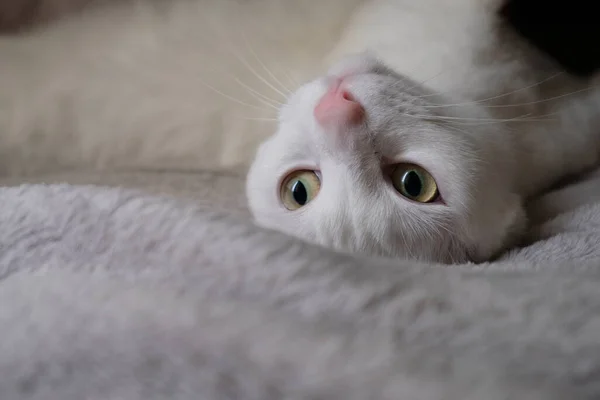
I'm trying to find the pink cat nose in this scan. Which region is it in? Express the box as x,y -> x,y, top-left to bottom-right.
314,83 -> 365,127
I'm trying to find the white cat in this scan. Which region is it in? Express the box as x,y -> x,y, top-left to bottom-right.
246,0 -> 600,263
0,0 -> 598,263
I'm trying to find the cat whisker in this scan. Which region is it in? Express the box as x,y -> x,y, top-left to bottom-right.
235,52 -> 290,100
445,118 -> 551,126
404,112 -> 557,125
419,71 -> 566,105
242,36 -> 295,96
234,78 -> 282,110
123,57 -> 272,113
470,85 -> 595,109
236,117 -> 279,122
204,16 -> 289,101
188,58 -> 284,109
426,81 -> 596,111
196,79 -> 270,112
221,25 -> 290,100
243,92 -> 280,111
468,71 -> 566,104
404,69 -> 449,94
278,67 -> 302,92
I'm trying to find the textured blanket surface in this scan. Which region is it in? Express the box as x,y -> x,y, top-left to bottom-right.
0,169 -> 600,399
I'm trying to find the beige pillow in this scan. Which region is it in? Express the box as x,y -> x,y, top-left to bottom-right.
0,0 -> 363,176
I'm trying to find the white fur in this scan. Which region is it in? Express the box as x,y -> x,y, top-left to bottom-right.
1,0 -> 599,263
246,0 -> 600,263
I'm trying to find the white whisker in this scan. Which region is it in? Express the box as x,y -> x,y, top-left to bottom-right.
402,111 -> 557,125
235,52 -> 290,100
203,16 -> 289,101
216,23 -> 290,100
405,69 -> 448,93
466,85 -> 593,109
422,71 -> 566,106
236,116 -> 278,122
234,78 -> 282,110
197,79 -> 268,111
278,67 -> 302,91
242,36 -> 294,96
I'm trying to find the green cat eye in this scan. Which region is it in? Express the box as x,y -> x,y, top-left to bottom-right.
280,170 -> 321,210
391,163 -> 439,203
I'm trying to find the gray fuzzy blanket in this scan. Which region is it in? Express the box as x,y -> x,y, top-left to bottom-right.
0,169 -> 599,400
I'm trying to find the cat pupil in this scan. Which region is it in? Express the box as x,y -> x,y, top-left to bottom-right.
402,171 -> 422,197
292,180 -> 308,205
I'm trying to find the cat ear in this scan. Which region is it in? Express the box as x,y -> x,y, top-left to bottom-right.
465,192 -> 527,262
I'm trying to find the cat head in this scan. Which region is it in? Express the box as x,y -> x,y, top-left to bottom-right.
246,53 -> 526,263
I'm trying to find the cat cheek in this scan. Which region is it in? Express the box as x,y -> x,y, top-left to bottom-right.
464,193 -> 527,263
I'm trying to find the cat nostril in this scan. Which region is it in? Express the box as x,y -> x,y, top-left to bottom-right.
341,90 -> 355,102
314,86 -> 365,127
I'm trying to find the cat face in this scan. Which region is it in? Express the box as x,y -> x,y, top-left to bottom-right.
246,53 -> 526,263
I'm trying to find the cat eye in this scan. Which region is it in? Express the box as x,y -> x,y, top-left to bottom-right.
391,163 -> 439,203
280,170 -> 321,210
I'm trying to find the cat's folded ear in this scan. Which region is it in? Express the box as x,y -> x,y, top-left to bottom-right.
465,192 -> 527,263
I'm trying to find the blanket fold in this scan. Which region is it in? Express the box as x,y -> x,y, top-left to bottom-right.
0,182 -> 599,399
